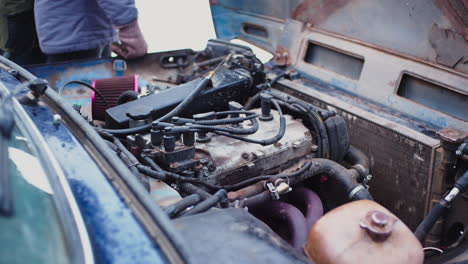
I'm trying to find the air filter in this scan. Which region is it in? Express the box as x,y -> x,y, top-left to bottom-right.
92,75 -> 138,120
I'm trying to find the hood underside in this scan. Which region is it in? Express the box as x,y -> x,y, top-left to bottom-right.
210,0 -> 468,75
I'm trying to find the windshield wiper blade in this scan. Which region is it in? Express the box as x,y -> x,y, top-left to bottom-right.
0,96 -> 14,216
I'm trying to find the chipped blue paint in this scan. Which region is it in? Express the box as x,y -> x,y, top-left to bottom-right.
26,59 -> 114,92
0,68 -> 168,264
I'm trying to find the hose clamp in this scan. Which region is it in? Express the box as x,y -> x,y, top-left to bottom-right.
348,185 -> 366,200
266,183 -> 280,200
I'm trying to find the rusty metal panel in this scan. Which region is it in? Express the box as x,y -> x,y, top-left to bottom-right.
211,0 -> 468,74
292,30 -> 468,132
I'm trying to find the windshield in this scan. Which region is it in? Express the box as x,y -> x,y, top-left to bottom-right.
0,114 -> 72,263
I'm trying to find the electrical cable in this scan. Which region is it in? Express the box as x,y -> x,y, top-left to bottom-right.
61,80 -> 110,109
211,99 -> 285,146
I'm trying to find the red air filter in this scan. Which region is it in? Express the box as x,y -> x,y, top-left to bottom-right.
92,75 -> 139,120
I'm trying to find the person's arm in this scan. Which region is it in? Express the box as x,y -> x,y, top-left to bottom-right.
94,0 -> 147,59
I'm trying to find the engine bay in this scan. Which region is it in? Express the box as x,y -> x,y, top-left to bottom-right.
15,39 -> 468,263
83,40 -> 382,253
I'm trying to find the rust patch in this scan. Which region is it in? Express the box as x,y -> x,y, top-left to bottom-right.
291,0 -> 349,26
429,24 -> 468,68
435,0 -> 468,40
273,46 -> 291,66
437,127 -> 468,143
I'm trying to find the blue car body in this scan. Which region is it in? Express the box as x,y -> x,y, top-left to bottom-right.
0,63 -> 169,264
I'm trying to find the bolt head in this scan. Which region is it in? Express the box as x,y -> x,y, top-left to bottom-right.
360,210 -> 397,241
371,211 -> 388,227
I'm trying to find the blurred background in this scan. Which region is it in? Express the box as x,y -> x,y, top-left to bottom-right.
136,0 -> 272,62
136,0 -> 216,52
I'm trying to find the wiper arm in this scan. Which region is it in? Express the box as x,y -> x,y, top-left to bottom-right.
0,94 -> 15,216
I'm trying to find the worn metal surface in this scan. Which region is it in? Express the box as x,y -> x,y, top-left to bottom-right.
437,127 -> 468,144
211,3 -> 468,131
195,109 -> 315,185
212,0 -> 468,74
292,28 -> 468,132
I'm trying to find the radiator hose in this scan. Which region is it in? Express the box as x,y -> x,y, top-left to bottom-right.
415,170 -> 468,243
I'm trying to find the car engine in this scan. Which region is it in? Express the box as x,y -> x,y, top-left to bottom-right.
57,39 -> 466,263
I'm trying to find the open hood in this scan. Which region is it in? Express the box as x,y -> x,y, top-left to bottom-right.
210,0 -> 468,74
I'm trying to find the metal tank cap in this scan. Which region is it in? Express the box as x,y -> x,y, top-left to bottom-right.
359,210 -> 397,241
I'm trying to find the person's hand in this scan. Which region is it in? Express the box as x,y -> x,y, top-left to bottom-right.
111,19 -> 148,60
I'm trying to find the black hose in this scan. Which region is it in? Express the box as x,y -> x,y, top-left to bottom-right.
245,90 -> 330,158
188,118 -> 259,135
213,99 -> 286,146
244,94 -> 260,110
455,170 -> 468,192
290,102 -> 329,159
141,154 -> 164,173
179,182 -> 212,200
344,145 -> 370,169
61,80 -> 110,109
268,89 -> 330,158
270,72 -> 286,86
179,189 -> 227,217
191,113 -> 258,126
344,145 -> 370,181
414,201 -> 448,243
275,100 -> 325,158
136,165 -> 167,181
98,130 -> 140,165
102,134 -> 150,191
163,194 -> 201,218
415,170 -> 468,243
291,159 -> 373,201
240,190 -> 272,208
99,71 -> 215,136
220,162 -> 313,191
233,160 -> 373,208
117,90 -> 139,105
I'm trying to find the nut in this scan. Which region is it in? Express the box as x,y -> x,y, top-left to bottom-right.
360,210 -> 397,241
